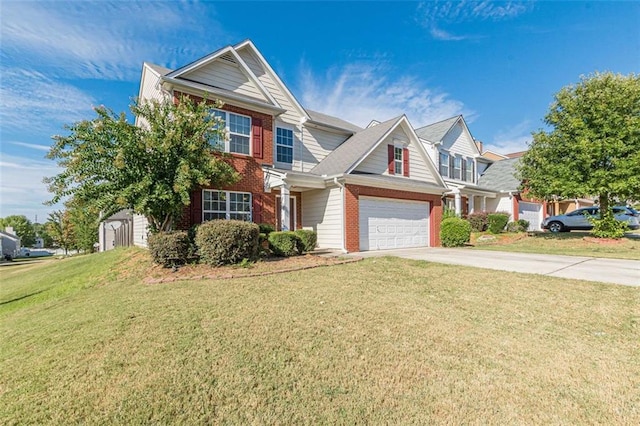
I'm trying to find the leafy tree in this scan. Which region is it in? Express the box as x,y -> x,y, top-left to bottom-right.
46,211 -> 75,254
45,96 -> 239,232
519,72 -> 640,235
0,215 -> 36,246
66,199 -> 100,252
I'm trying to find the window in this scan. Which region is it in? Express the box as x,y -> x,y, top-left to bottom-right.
453,157 -> 462,180
466,158 -> 475,183
276,127 -> 294,164
208,110 -> 251,155
439,152 -> 449,177
394,147 -> 403,175
203,190 -> 252,222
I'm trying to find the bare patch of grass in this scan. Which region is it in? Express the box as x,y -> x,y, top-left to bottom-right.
1,249 -> 638,424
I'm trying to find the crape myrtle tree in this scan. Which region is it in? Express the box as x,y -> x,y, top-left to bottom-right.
518,72 -> 640,237
45,95 -> 238,233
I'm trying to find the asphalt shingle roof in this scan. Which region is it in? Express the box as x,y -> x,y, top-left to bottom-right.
477,157 -> 521,192
306,109 -> 362,133
309,116 -> 402,176
415,115 -> 460,142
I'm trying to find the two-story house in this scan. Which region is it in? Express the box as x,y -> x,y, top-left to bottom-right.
133,40 -> 448,252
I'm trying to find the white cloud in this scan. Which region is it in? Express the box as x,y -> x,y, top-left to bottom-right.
0,154 -> 63,222
1,1 -> 231,81
417,1 -> 534,40
9,142 -> 52,152
484,120 -> 534,155
299,61 -> 470,128
0,69 -> 96,132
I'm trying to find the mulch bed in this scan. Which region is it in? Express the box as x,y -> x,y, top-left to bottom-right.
144,254 -> 361,284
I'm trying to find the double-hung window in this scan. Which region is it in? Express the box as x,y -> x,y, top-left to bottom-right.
439,152 -> 449,177
394,147 -> 403,176
203,190 -> 252,222
453,156 -> 462,180
209,110 -> 251,155
465,158 -> 474,183
276,127 -> 294,164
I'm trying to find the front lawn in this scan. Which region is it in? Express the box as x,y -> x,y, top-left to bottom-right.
471,231 -> 640,260
1,248 -> 638,424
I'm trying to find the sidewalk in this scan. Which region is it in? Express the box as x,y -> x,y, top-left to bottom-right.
347,247 -> 640,286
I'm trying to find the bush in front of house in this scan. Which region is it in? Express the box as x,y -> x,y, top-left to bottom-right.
148,231 -> 191,268
195,220 -> 260,266
488,212 -> 510,234
440,217 -> 472,247
268,231 -> 301,257
294,230 -> 317,252
467,212 -> 489,232
506,219 -> 531,233
258,223 -> 275,235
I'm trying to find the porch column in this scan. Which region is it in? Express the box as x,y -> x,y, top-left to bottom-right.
468,196 -> 475,214
481,196 -> 486,212
281,184 -> 291,231
453,188 -> 462,216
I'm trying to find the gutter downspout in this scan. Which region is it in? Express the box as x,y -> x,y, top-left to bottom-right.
333,177 -> 348,253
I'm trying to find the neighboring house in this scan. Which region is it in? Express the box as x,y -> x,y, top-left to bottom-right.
98,210 -> 134,252
1,227 -> 21,260
133,40 -> 448,251
416,116 -> 498,216
476,157 -> 546,231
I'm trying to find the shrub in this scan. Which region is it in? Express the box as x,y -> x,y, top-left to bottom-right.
442,206 -> 458,220
590,216 -> 628,239
294,230 -> 317,252
268,231 -> 301,257
440,217 -> 471,247
148,231 -> 191,268
488,213 -> 510,234
467,212 -> 489,232
506,219 -> 530,233
258,223 -> 275,235
195,220 -> 260,266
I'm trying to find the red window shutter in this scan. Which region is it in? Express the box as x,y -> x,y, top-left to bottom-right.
387,144 -> 395,175
252,118 -> 263,159
403,147 -> 410,177
191,189 -> 203,225
252,193 -> 263,223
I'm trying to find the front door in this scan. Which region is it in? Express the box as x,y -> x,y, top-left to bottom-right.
276,196 -> 296,231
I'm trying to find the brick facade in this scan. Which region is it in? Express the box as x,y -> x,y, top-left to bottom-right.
343,184 -> 443,252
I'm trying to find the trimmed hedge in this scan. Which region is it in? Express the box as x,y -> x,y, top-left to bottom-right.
294,230 -> 317,252
258,223 -> 275,235
268,231 -> 301,257
506,219 -> 530,233
467,212 -> 489,232
440,217 -> 471,247
488,213 -> 510,234
148,231 -> 191,268
195,220 -> 260,266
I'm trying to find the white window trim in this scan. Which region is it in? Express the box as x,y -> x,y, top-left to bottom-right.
275,125 -> 294,165
202,189 -> 252,222
465,158 -> 475,183
394,146 -> 404,176
439,151 -> 449,178
453,156 -> 462,180
275,195 -> 297,231
211,109 -> 252,156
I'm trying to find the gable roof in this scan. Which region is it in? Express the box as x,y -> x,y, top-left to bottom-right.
309,116 -> 402,176
306,109 -> 362,133
477,157 -> 521,192
145,62 -> 172,77
415,116 -> 461,142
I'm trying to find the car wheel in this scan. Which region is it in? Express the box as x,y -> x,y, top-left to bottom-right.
548,221 -> 564,233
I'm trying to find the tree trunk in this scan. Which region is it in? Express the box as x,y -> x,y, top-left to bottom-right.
599,193 -> 611,221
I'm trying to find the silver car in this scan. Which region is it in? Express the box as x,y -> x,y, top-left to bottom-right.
542,206 -> 640,233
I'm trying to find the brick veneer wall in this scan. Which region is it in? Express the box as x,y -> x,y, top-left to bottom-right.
344,184 -> 443,252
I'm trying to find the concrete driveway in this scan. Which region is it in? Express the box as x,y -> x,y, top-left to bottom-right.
348,248 -> 640,286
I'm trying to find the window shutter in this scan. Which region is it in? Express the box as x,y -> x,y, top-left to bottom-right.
252,118 -> 263,159
388,144 -> 395,175
252,193 -> 263,223
449,155 -> 454,178
403,147 -> 410,177
191,189 -> 203,225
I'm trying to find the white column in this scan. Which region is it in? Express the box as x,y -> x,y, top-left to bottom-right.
453,188 -> 462,216
469,196 -> 475,214
281,184 -> 291,231
481,196 -> 486,212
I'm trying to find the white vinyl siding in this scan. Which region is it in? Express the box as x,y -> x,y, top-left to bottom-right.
133,214 -> 149,248
302,188 -> 343,249
186,60 -> 268,102
298,126 -> 349,170
486,195 -> 515,221
442,122 -> 477,158
203,190 -> 252,222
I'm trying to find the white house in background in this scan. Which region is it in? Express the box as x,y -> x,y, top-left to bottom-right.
1,227 -> 21,260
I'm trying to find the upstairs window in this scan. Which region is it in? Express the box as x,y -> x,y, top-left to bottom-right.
394,147 -> 403,176
208,110 -> 251,155
276,127 -> 294,164
453,156 -> 462,180
439,152 -> 449,177
465,158 -> 475,183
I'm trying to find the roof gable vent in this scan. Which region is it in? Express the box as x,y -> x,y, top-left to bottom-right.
219,52 -> 237,64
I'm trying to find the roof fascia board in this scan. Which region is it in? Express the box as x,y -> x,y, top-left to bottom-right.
235,40 -> 310,120
344,175 -> 447,195
166,45 -> 233,78
304,120 -> 356,135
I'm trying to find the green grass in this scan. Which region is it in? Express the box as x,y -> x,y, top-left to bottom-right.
1,248 -> 639,424
471,231 -> 640,260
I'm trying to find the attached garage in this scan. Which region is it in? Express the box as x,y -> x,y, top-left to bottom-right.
359,197 -> 430,251
518,201 -> 542,231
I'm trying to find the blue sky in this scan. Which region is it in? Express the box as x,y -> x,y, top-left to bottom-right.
1,1 -> 638,222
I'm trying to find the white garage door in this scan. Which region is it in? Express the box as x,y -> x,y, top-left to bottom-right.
359,197 -> 429,251
518,201 -> 542,231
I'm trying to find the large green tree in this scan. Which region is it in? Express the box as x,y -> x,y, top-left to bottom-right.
519,72 -> 640,231
45,211 -> 75,254
0,215 -> 36,246
45,96 -> 238,232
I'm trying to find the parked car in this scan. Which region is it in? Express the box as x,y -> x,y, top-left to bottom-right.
542,206 -> 640,233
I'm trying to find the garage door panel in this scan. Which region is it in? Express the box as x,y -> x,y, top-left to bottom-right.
359,197 -> 430,251
518,201 -> 542,231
